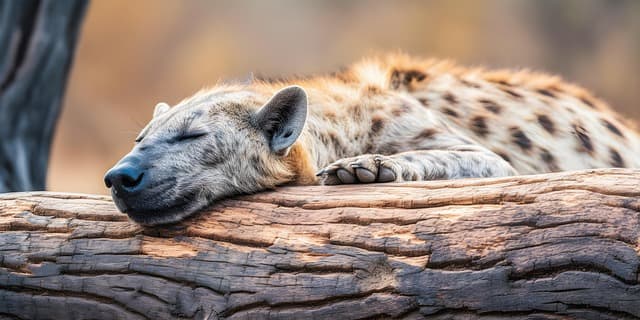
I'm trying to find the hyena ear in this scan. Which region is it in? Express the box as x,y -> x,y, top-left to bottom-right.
254,86 -> 308,155
153,102 -> 170,118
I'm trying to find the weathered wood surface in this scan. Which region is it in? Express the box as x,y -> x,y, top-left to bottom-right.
0,0 -> 88,192
1,168 -> 640,319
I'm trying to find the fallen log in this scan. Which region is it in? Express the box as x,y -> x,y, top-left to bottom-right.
1,168 -> 640,319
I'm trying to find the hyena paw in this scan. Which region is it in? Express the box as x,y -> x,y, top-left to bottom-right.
316,154 -> 407,185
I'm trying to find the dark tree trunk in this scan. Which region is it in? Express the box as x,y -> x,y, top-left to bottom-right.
0,0 -> 88,193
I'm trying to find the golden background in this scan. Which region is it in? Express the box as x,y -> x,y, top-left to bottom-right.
48,0 -> 640,194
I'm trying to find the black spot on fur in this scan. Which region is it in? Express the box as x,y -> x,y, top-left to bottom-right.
510,127 -> 532,150
602,119 -> 624,137
443,92 -> 459,105
610,148 -> 625,167
479,99 -> 501,114
442,107 -> 459,118
390,71 -> 402,89
390,69 -> 427,89
470,116 -> 489,137
418,98 -> 429,107
580,97 -> 596,109
371,117 -> 385,134
405,70 -> 427,82
537,114 -> 555,134
503,88 -> 523,99
414,128 -> 438,141
540,149 -> 559,171
460,78 -> 481,88
572,123 -> 594,153
496,152 -> 510,163
488,78 -> 512,87
536,89 -> 556,98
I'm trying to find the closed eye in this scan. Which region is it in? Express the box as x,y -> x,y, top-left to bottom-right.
174,132 -> 207,142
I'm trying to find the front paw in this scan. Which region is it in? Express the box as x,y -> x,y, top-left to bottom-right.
316,154 -> 404,185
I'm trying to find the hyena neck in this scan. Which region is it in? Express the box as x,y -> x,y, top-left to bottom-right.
283,141 -> 318,185
277,95 -> 379,185
260,85 -> 382,186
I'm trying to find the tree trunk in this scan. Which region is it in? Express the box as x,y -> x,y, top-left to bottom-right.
0,0 -> 88,193
1,168 -> 640,319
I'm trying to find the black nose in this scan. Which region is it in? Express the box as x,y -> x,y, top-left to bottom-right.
104,163 -> 145,194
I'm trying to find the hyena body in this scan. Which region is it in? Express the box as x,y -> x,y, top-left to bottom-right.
256,55 -> 640,184
105,54 -> 640,225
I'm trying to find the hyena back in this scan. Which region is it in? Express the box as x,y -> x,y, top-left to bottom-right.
104,54 -> 640,225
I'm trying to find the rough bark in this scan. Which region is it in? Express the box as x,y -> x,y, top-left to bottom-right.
1,168 -> 640,319
0,0 -> 88,193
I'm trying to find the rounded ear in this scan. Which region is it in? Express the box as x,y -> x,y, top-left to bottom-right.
253,86 -> 308,155
153,102 -> 170,118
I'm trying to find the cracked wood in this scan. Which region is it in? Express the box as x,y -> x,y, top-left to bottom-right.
1,168 -> 640,319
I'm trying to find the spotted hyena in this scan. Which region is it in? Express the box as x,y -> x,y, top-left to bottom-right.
104,54 -> 640,225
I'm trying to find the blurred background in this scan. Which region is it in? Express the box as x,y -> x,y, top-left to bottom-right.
48,0 -> 640,194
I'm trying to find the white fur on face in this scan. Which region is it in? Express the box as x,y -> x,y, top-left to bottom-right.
117,88 -> 297,225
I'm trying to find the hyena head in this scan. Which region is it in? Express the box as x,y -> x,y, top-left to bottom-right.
104,86 -> 308,225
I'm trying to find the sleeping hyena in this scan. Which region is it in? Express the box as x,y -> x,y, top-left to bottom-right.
105,54 -> 640,225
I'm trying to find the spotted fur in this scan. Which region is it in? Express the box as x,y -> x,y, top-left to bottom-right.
107,54 -> 640,225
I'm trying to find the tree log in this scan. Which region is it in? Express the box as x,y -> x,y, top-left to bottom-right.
1,168 -> 640,319
0,0 -> 88,192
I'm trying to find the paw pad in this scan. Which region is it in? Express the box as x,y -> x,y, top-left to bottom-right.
316,155 -> 398,185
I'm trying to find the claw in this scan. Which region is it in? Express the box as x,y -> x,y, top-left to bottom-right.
315,169 -> 326,176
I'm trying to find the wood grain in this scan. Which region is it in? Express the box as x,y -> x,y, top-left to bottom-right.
1,168 -> 640,319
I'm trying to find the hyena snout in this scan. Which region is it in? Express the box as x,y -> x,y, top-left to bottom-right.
104,154 -> 147,211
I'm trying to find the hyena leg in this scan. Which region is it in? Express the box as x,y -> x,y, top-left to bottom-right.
316,145 -> 517,185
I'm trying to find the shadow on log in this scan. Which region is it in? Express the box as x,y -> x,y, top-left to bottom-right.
1,168 -> 640,319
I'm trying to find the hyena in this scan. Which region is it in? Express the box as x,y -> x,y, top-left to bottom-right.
105,54 -> 640,225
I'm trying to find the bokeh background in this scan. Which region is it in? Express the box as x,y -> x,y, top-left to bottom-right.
48,0 -> 640,194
